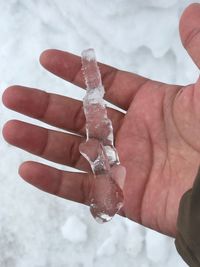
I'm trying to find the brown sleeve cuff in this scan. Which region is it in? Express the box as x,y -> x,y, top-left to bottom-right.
175,231 -> 200,267
175,167 -> 200,267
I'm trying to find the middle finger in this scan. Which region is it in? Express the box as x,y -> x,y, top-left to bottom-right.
3,85 -> 124,136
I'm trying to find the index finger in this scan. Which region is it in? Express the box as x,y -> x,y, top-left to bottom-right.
40,49 -> 150,110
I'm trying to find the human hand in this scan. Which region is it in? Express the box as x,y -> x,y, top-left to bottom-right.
2,4 -> 200,237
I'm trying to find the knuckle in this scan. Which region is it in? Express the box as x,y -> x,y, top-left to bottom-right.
81,174 -> 93,205
40,130 -> 49,157
73,104 -> 86,133
183,28 -> 200,49
69,139 -> 82,167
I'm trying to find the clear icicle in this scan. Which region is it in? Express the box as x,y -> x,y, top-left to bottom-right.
79,48 -> 126,223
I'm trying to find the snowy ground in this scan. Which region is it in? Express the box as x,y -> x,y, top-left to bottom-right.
0,0 -> 199,266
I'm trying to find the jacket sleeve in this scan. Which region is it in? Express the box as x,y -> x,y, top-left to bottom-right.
175,167 -> 200,267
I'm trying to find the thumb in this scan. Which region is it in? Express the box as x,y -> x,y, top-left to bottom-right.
179,3 -> 200,69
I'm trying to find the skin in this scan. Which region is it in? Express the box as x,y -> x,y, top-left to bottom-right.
2,4 -> 200,238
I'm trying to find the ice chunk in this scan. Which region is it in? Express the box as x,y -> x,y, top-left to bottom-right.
79,48 -> 126,223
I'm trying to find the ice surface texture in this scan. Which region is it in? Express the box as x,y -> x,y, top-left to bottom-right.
79,48 -> 126,223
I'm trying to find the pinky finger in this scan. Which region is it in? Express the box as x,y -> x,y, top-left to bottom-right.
19,161 -> 92,205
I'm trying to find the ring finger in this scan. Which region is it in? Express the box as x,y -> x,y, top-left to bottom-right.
3,120 -> 91,171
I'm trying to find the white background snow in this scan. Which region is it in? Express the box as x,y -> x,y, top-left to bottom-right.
0,0 -> 199,266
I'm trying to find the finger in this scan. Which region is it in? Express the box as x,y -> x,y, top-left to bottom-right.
2,85 -> 123,136
19,161 -> 92,205
179,3 -> 200,68
19,161 -> 126,218
3,120 -> 90,171
40,49 -> 150,110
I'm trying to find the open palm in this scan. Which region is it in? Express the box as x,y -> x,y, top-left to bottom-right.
2,4 -> 200,238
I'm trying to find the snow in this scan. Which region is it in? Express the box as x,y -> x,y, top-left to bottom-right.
145,229 -> 170,263
61,215 -> 87,243
0,0 -> 196,266
96,237 -> 117,257
144,0 -> 179,8
124,219 -> 145,257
